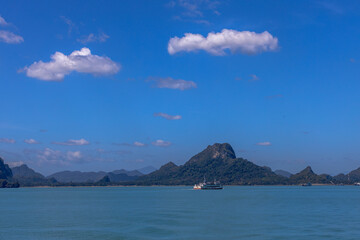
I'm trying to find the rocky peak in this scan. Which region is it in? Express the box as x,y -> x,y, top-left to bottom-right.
186,143 -> 236,165
300,166 -> 314,175
206,143 -> 236,160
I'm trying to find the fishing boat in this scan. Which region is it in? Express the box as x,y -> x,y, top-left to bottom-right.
194,177 -> 223,190
302,182 -> 312,187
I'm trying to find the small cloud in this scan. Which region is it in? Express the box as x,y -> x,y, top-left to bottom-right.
23,48 -> 121,81
148,77 -> 197,90
266,94 -> 283,99
168,29 -> 278,56
67,151 -> 82,161
249,74 -> 259,81
24,139 -> 40,144
152,139 -> 171,147
24,148 -> 105,166
0,138 -> 15,144
133,141 -> 146,147
0,30 -> 24,44
154,112 -> 182,120
77,32 -> 109,44
32,148 -> 64,165
52,138 -> 90,146
113,141 -> 146,147
256,142 -> 271,146
0,16 -> 9,26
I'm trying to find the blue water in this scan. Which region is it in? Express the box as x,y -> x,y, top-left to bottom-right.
0,186 -> 359,239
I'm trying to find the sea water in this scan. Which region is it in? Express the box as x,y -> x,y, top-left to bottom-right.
0,186 -> 359,240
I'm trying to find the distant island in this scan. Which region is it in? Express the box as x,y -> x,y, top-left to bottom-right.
1,143 -> 360,188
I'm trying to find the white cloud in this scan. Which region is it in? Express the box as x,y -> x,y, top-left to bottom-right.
0,30 -> 24,44
168,29 -> 278,55
149,77 -> 197,90
154,112 -> 182,120
152,139 -> 172,147
52,138 -> 90,146
0,138 -> 15,143
256,142 -> 271,146
0,16 -> 8,26
113,141 -> 146,147
27,148 -> 85,166
36,148 -> 65,165
24,47 -> 121,81
24,139 -> 40,144
77,32 -> 109,44
67,151 -> 82,161
133,141 -> 146,147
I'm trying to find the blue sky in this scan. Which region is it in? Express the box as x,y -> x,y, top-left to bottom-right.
1,0 -> 360,175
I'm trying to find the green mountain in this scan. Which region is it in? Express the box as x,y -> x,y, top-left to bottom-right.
289,166 -> 332,184
11,164 -> 57,187
0,158 -> 19,188
134,143 -> 286,185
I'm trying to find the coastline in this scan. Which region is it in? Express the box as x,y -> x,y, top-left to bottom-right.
19,183 -> 352,188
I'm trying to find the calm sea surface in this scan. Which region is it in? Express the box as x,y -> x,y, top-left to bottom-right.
0,186 -> 359,240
